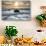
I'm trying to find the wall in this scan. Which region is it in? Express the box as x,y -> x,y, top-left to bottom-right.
0,0 -> 46,41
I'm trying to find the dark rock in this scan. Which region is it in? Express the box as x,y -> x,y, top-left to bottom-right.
14,9 -> 19,12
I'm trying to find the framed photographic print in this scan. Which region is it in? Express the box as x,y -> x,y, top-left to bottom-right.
2,0 -> 31,21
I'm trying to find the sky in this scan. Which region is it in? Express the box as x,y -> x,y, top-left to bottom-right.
2,0 -> 30,1
2,1 -> 30,9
